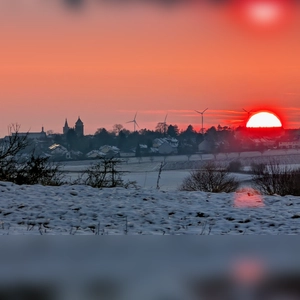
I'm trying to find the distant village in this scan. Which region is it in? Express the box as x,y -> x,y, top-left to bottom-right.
2,117 -> 300,161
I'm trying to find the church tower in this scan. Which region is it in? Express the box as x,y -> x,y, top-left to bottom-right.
63,119 -> 69,135
75,116 -> 84,137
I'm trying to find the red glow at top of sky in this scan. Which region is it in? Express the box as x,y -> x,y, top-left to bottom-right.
246,111 -> 282,127
230,0 -> 294,31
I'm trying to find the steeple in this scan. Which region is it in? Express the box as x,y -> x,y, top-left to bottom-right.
75,116 -> 84,136
75,116 -> 83,125
63,118 -> 70,135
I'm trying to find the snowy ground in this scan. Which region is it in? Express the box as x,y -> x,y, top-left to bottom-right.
1,180 -> 300,235
1,151 -> 300,235
62,150 -> 300,190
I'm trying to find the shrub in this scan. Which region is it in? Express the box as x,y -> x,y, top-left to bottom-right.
1,153 -> 64,186
179,161 -> 239,193
0,125 -> 64,186
0,124 -> 29,180
14,154 -> 64,186
251,159 -> 300,196
227,160 -> 242,172
81,157 -> 136,188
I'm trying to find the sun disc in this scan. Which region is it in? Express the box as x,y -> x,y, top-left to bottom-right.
246,112 -> 282,128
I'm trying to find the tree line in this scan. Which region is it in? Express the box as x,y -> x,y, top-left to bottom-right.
50,123 -> 259,156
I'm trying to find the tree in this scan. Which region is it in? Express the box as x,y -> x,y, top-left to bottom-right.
155,122 -> 167,135
66,128 -> 78,150
167,124 -> 179,137
94,128 -> 114,147
112,124 -> 123,135
206,126 -> 217,142
0,124 -> 29,161
0,124 -> 29,180
182,125 -> 195,137
46,130 -> 54,135
118,130 -> 127,150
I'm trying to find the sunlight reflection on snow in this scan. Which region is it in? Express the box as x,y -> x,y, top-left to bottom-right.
234,187 -> 264,208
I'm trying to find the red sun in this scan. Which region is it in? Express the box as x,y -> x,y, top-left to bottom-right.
246,111 -> 282,128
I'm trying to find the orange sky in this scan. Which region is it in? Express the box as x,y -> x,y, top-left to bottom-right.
1,1 -> 300,137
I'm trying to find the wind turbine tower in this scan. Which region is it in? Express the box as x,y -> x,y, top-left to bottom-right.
195,108 -> 208,136
126,112 -> 139,132
163,113 -> 168,136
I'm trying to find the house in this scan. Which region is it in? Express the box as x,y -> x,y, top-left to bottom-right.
198,140 -> 213,153
152,138 -> 178,154
49,144 -> 71,159
99,145 -> 120,157
11,127 -> 47,140
157,142 -> 174,155
86,150 -> 105,159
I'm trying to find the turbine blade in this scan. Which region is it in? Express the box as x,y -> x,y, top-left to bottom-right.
164,114 -> 168,123
242,108 -> 247,113
134,112 -> 137,120
135,120 -> 140,128
195,110 -> 201,114
126,120 -> 133,123
202,108 -> 208,113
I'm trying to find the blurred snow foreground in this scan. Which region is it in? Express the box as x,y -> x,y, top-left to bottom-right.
1,238 -> 300,300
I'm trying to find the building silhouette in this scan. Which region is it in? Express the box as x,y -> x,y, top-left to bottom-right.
63,119 -> 69,135
63,117 -> 84,137
75,117 -> 84,137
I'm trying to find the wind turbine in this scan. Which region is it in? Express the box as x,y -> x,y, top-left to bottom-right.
126,112 -> 139,132
195,108 -> 208,136
162,113 -> 168,136
242,108 -> 254,118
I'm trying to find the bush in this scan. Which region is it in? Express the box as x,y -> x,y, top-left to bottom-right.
179,161 -> 239,193
80,157 -> 136,188
251,159 -> 300,196
0,125 -> 29,178
14,154 -> 64,186
1,153 -> 64,186
227,160 -> 242,172
0,126 -> 64,186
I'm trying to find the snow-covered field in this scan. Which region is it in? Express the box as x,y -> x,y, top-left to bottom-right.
1,179 -> 300,235
1,151 -> 300,235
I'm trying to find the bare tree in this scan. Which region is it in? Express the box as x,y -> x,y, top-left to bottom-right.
0,124 -> 29,181
156,161 -> 166,190
112,124 -> 123,135
0,124 -> 29,160
80,157 -> 136,188
0,124 -> 64,186
155,122 -> 167,135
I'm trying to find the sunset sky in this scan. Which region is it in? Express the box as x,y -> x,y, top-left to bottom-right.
1,0 -> 300,137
